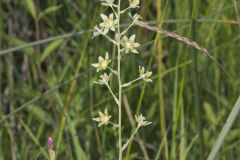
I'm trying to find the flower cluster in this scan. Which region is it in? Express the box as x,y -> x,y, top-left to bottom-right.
91,0 -> 153,156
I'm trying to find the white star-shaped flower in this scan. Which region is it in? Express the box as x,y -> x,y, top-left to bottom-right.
94,73 -> 112,85
135,114 -> 152,127
92,52 -> 111,72
99,13 -> 118,34
139,66 -> 152,82
121,34 -> 140,54
93,109 -> 112,127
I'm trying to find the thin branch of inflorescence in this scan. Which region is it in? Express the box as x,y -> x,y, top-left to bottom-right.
105,83 -> 119,105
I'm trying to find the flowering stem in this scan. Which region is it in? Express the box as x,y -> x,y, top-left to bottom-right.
120,6 -> 131,14
120,48 -> 125,53
121,125 -> 140,152
110,6 -> 118,18
105,83 -> 119,105
101,33 -> 118,45
117,0 -> 122,159
122,77 -> 141,87
109,121 -> 119,127
112,4 -> 118,8
120,21 -> 135,36
107,66 -> 118,75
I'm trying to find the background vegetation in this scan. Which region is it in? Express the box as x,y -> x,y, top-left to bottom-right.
0,0 -> 240,159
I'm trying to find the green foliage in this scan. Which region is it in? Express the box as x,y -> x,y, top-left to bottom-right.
39,5 -> 62,20
40,39 -> 63,62
23,0 -> 36,19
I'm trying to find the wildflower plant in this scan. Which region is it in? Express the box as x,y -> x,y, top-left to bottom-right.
92,0 -> 152,159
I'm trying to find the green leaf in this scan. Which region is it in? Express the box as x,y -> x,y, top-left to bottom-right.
6,36 -> 34,54
40,40 -> 63,62
207,96 -> 240,160
38,5 -> 62,20
27,104 -> 53,124
23,0 -> 36,19
203,102 -> 217,127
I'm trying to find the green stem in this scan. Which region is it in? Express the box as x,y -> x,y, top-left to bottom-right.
188,0 -> 204,159
122,126 -> 140,152
100,33 -> 117,45
117,0 -> 122,160
120,22 -> 135,36
120,7 -> 131,14
106,83 -> 119,105
122,77 -> 141,88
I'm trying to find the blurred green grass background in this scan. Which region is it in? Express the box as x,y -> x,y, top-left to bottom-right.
0,0 -> 240,159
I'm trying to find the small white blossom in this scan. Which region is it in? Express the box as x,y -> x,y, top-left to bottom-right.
99,14 -> 118,34
135,114 -> 152,127
129,0 -> 140,8
139,66 -> 152,82
94,73 -> 112,85
93,109 -> 112,127
121,34 -> 140,54
100,0 -> 115,6
92,52 -> 111,72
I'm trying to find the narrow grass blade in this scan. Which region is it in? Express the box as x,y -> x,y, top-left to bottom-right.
40,39 -> 63,62
18,118 -> 48,159
0,30 -> 91,56
23,0 -> 36,19
207,96 -> 240,160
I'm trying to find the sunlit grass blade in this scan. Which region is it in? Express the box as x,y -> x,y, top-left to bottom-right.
207,96 -> 240,160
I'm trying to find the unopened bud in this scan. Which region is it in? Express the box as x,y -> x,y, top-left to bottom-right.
47,137 -> 54,150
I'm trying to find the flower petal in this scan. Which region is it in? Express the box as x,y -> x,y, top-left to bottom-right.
109,13 -> 114,19
100,14 -> 108,21
105,52 -> 109,60
110,26 -> 116,31
103,28 -> 109,34
104,108 -> 108,114
98,56 -> 104,62
99,23 -> 104,27
99,111 -> 104,118
130,34 -> 136,41
92,63 -> 99,68
134,43 -> 140,48
131,48 -> 138,54
92,117 -> 101,122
